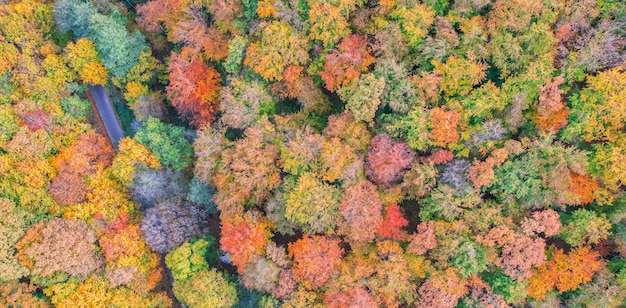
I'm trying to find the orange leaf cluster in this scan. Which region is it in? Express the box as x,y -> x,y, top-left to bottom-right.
528,247 -> 605,300
468,148 -> 509,189
429,107 -> 461,147
49,132 -> 114,205
568,173 -> 599,206
536,75 -> 569,133
220,218 -> 269,272
289,235 -> 343,290
167,53 -> 221,128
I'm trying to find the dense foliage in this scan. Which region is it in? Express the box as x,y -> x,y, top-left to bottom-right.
1,0 -> 625,307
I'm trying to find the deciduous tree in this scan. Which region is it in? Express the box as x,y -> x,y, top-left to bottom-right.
319,35 -> 375,92
212,120 -> 281,215
365,134 -> 415,187
167,52 -> 222,128
134,117 -> 194,171
0,198 -> 36,281
521,209 -> 562,237
536,75 -> 569,133
377,204 -> 409,241
244,21 -> 309,81
429,107 -> 461,147
173,268 -> 239,308
284,172 -> 342,234
130,166 -> 188,210
307,2 -> 350,48
407,221 -> 438,255
338,180 -> 383,244
564,66 -> 626,143
289,235 -> 343,290
15,218 -> 104,279
560,209 -> 612,247
528,247 -> 605,300
141,198 -> 207,254
337,73 -> 385,123
220,214 -> 270,272
165,235 -> 217,281
219,78 -> 273,130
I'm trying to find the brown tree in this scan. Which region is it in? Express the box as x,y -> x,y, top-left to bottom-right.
407,221 -> 438,255
15,218 -> 104,279
338,180 -> 384,244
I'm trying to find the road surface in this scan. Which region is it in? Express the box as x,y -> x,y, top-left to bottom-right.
88,85 -> 124,147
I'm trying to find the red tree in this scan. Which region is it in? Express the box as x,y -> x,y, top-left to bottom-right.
365,134 -> 415,187
166,52 -> 221,128
19,110 -> 51,131
420,149 -> 454,165
319,35 -> 376,92
377,204 -> 409,241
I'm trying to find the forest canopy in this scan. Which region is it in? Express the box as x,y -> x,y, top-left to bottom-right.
1,0 -> 626,307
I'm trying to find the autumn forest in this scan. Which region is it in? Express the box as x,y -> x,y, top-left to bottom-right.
1,0 -> 626,307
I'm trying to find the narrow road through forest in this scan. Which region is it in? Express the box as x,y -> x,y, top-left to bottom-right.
88,85 -> 124,147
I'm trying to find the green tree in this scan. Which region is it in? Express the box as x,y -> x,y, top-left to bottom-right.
134,117 -> 194,170
563,67 -> 626,143
166,236 -> 218,281
0,105 -> 19,143
87,9 -> 148,77
337,73 -> 385,124
60,95 -> 91,121
379,106 -> 430,151
173,268 -> 239,308
224,36 -> 249,75
450,240 -> 489,278
53,0 -> 98,38
560,209 -> 612,247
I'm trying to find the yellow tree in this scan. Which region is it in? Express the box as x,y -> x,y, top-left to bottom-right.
564,66 -> 626,143
63,38 -> 108,85
244,21 -> 309,81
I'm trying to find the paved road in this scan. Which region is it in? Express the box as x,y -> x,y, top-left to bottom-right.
88,85 -> 124,146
